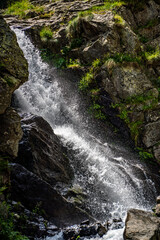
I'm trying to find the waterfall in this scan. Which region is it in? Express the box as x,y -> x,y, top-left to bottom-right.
13,28 -> 158,239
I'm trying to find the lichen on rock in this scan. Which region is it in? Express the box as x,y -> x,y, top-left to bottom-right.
0,15 -> 28,115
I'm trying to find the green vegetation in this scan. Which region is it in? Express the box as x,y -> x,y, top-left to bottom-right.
138,35 -> 149,44
66,12 -> 93,40
144,47 -> 160,61
137,148 -> 154,160
5,0 -> 44,19
114,14 -> 125,26
40,26 -> 53,41
84,0 -> 125,14
79,59 -> 106,120
104,53 -> 142,64
88,103 -> 106,120
66,0 -> 125,40
39,10 -> 54,19
0,202 -> 29,240
112,93 -> 158,144
40,49 -> 66,68
67,59 -> 81,69
32,202 -> 45,216
79,59 -> 101,91
0,188 -> 28,240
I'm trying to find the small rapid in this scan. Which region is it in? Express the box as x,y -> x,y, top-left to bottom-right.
13,28 -> 158,239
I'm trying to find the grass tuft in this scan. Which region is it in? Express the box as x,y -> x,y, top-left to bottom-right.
5,0 -> 44,19
40,26 -> 53,40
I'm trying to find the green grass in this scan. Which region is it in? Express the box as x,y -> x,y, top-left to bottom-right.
40,26 -> 53,40
79,59 -> 101,91
67,59 -> 81,69
79,72 -> 94,91
104,53 -> 142,64
144,48 -> 160,61
5,0 -> 44,19
114,14 -> 125,26
87,0 -> 125,14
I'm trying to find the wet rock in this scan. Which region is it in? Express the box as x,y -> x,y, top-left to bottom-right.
10,200 -> 59,239
0,107 -> 23,157
156,196 -> 160,204
124,208 -> 160,240
16,113 -> 73,187
0,16 -> 28,114
10,163 -> 94,227
63,222 -> 107,239
134,0 -> 160,27
65,184 -> 87,207
97,223 -> 107,237
80,220 -> 90,225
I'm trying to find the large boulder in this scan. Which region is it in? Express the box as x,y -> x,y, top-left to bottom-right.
0,107 -> 23,157
10,163 -> 94,227
16,113 -> 73,187
124,208 -> 160,240
0,16 -> 28,115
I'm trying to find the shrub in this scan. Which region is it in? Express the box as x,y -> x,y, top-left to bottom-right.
88,103 -> 106,120
137,148 -> 154,160
0,201 -> 29,240
79,72 -> 94,91
40,26 -> 53,40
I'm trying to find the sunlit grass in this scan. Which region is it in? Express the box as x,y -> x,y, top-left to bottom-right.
145,48 -> 160,61
114,14 -> 125,25
40,26 -> 53,40
5,0 -> 44,19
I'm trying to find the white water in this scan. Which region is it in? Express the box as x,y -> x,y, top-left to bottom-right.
13,28 -> 158,239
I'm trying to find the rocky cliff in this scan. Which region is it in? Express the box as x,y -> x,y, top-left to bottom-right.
0,15 -> 28,157
4,0 -> 160,164
2,0 -> 160,239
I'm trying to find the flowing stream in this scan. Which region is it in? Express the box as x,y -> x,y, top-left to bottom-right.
13,28 -> 159,239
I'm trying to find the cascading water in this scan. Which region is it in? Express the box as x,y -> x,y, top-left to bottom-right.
13,27 -> 159,239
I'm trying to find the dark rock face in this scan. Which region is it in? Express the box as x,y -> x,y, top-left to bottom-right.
124,209 -> 160,240
0,107 -> 23,157
63,222 -> 107,239
11,201 -> 59,239
0,16 -> 28,115
16,113 -> 73,187
0,16 -> 28,158
10,163 -> 94,227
